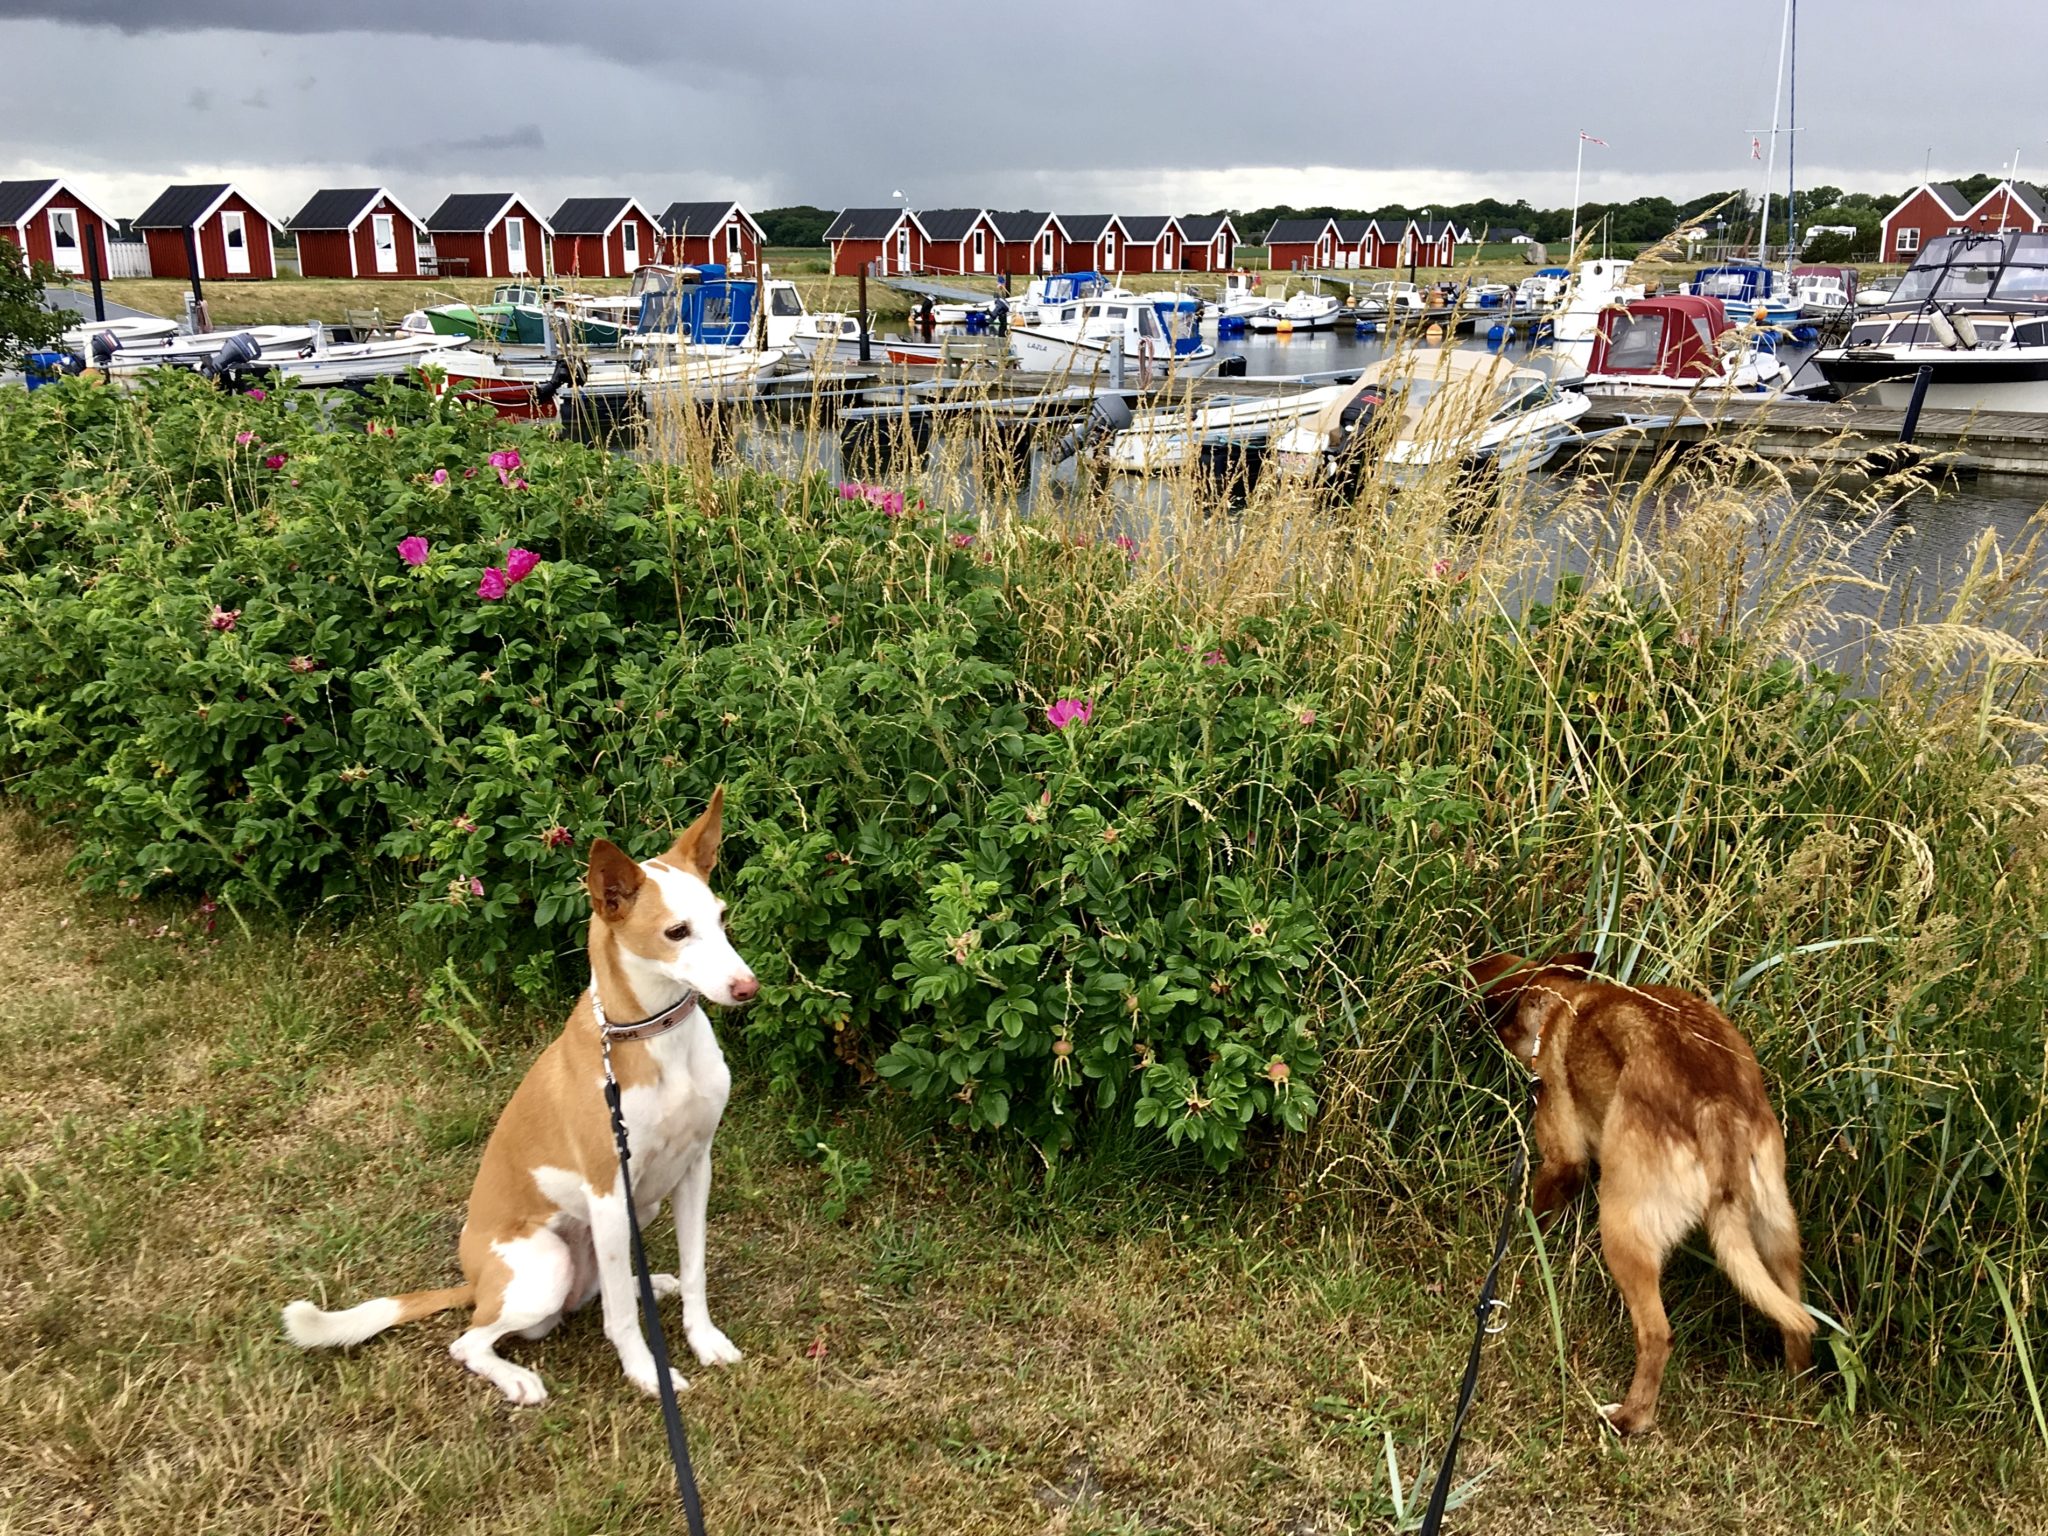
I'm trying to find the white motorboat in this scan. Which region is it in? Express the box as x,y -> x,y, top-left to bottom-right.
60,314 -> 178,352
1789,264 -> 1858,318
1246,289 -> 1342,333
90,324 -> 318,373
788,311 -> 881,364
1012,271 -> 1114,326
272,331 -> 482,387
1811,230 -> 2048,411
1577,294 -> 1784,395
1359,280 -> 1427,315
1514,269 -> 1571,313
1210,270 -> 1276,321
1271,347 -> 1591,487
1010,295 -> 1220,379
1547,258 -> 1649,379
1100,382 -> 1356,472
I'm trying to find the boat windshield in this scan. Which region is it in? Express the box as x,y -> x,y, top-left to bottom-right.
1604,311 -> 1667,372
1693,268 -> 1759,300
1889,233 -> 2048,307
768,285 -> 804,316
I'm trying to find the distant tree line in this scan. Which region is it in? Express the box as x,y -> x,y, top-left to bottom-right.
755,174 -> 2022,259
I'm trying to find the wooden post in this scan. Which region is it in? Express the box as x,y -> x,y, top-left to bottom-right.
85,230 -> 106,321
858,264 -> 871,363
183,227 -> 209,332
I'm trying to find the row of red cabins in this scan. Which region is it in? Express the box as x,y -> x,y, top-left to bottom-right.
10,175 -> 2047,284
0,178 -> 762,280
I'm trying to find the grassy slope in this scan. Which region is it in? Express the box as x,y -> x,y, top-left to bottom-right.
1,807 -> 2041,1536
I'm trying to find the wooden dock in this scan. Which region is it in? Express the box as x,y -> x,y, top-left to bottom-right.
1578,392 -> 2048,478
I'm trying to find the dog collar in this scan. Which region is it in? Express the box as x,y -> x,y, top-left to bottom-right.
589,982 -> 700,1043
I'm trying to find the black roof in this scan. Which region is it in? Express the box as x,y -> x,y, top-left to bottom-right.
428,193 -> 517,232
1177,214 -> 1231,241
1059,213 -> 1117,242
135,184 -> 231,229
290,188 -> 389,230
917,207 -> 985,242
1264,217 -> 1333,245
659,200 -> 753,235
1121,215 -> 1173,241
989,209 -> 1050,241
1333,218 -> 1373,242
824,207 -> 910,241
1925,182 -> 1969,215
1487,226 -> 1531,241
551,196 -> 637,235
0,178 -> 60,226
1410,219 -> 1459,240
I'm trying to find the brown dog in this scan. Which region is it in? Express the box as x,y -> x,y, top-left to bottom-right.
1471,950 -> 1815,1434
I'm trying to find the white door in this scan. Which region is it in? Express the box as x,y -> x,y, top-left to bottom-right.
505,217 -> 527,274
726,222 -> 742,264
621,218 -> 639,272
1102,231 -> 1117,270
1214,234 -> 1226,268
895,227 -> 909,273
372,213 -> 397,273
972,229 -> 986,273
222,210 -> 250,275
47,206 -> 85,274
1040,231 -> 1054,271
1158,237 -> 1172,270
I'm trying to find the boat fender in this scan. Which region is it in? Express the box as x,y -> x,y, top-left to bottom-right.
1138,337 -> 1154,386
1927,308 -> 1960,351
1950,311 -> 1980,351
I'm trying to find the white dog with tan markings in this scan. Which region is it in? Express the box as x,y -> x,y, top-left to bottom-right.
284,791 -> 758,1405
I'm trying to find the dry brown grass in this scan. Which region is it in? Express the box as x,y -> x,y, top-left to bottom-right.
2,805 -> 2043,1534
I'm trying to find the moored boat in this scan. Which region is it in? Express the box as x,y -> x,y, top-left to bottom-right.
1010,294 -> 1223,379
1576,294 -> 1784,394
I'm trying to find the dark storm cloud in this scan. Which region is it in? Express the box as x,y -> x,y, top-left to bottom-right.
376,125 -> 548,176
1,0 -> 2042,211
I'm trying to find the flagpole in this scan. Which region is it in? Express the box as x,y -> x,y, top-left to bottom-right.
1570,133 -> 1585,252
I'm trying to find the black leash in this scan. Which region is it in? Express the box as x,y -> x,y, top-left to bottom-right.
1416,1084 -> 1535,1536
603,1068 -> 710,1535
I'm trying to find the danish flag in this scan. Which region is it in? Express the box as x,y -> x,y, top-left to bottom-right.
1580,132 -> 1608,146
1751,137 -> 1764,160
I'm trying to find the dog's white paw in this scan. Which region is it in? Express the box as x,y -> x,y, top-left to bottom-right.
687,1323 -> 743,1367
490,1362 -> 549,1406
624,1359 -> 690,1398
650,1273 -> 682,1300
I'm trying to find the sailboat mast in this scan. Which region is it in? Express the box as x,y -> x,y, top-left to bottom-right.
1786,0 -> 1798,262
1757,0 -> 1791,263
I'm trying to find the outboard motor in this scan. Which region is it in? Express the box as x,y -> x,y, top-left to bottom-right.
1329,386 -> 1386,489
1049,393 -> 1134,464
203,331 -> 263,389
90,329 -> 121,376
1213,353 -> 1248,378
534,355 -> 588,407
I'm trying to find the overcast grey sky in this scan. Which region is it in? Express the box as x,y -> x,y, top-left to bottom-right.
3,0 -> 2042,220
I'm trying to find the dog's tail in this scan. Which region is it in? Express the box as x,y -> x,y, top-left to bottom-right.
281,1285 -> 474,1349
1704,1142 -> 1814,1340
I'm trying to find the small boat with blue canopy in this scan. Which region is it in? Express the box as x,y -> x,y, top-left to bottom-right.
1683,262 -> 1801,326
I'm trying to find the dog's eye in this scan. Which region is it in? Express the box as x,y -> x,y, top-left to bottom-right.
664,922 -> 692,942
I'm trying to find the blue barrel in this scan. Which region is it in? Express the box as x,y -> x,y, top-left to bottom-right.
25,351 -> 73,389
1486,323 -> 1505,349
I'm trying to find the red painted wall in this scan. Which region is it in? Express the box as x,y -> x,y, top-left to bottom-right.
1267,240 -> 1318,271
141,195 -> 275,280
431,230 -> 489,277
675,218 -> 758,271
3,192 -> 109,276
1882,189 -> 1963,260
295,229 -> 355,279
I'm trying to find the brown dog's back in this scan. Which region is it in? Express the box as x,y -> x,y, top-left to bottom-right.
1474,953 -> 1813,1432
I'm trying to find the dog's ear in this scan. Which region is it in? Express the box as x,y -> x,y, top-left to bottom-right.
586,838 -> 645,922
665,786 -> 724,880
1469,952 -> 1533,996
1543,949 -> 1598,976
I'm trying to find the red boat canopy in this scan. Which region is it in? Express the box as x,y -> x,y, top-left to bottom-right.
1588,294 -> 1731,379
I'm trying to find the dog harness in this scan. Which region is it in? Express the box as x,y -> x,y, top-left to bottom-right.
588,982 -> 701,1043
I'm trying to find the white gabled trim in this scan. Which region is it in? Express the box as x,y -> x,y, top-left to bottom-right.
343,187 -> 428,236
184,185 -> 286,237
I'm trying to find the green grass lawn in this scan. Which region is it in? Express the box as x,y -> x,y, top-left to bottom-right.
2,807 -> 2043,1534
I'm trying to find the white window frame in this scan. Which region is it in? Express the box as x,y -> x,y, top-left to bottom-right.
47,205 -> 85,273
371,212 -> 398,273
726,221 -> 742,262
1895,227 -> 1920,255
221,209 -> 250,275
505,215 -> 526,274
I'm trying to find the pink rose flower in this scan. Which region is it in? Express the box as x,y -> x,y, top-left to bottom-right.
431,467 -> 449,486
541,826 -> 573,849
397,536 -> 430,567
244,386 -> 267,400
263,453 -> 288,470
469,876 -> 485,897
207,605 -> 240,632
1298,709 -> 1317,726
488,448 -> 522,471
504,547 -> 541,584
1045,698 -> 1093,731
1202,650 -> 1225,666
463,467 -> 478,479
477,566 -> 508,601
234,431 -> 255,445
949,532 -> 975,548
